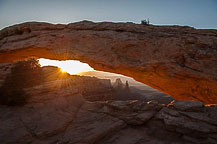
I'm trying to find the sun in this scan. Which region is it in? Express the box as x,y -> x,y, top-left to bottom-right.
38,58 -> 94,75
60,68 -> 67,73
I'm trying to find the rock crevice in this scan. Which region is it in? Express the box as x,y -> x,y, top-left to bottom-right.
0,76 -> 217,144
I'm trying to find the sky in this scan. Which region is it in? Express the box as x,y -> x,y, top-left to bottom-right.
0,0 -> 217,30
39,58 -> 94,75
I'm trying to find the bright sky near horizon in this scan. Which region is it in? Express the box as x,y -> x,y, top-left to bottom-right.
39,58 -> 94,75
0,0 -> 217,30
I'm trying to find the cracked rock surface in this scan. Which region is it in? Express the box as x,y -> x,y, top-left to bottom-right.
0,21 -> 217,104
0,82 -> 217,144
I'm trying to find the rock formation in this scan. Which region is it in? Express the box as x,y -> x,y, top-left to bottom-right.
0,63 -> 12,86
0,63 -> 217,143
29,66 -> 114,102
113,78 -> 124,89
78,76 -> 113,101
0,21 -> 217,103
0,85 -> 217,144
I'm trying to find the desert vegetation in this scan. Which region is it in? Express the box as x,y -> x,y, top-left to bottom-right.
0,59 -> 43,106
141,18 -> 150,25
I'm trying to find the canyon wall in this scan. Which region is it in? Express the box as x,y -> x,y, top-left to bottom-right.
0,21 -> 217,104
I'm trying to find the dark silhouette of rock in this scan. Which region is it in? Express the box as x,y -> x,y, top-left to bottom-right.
0,65 -> 216,143
0,63 -> 12,86
0,89 -> 216,143
113,78 -> 124,89
0,21 -> 217,103
125,80 -> 130,91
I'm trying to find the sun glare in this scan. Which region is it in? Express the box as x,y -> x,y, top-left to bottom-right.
38,58 -> 94,75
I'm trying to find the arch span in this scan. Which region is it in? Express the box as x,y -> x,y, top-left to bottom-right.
0,21 -> 217,104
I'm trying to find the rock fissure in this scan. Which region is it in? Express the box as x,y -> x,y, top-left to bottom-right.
19,116 -> 39,139
89,101 -> 164,126
0,91 -> 217,144
178,111 -> 217,127
60,101 -> 85,138
87,109 -> 128,125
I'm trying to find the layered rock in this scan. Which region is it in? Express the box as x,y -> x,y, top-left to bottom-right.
0,89 -> 217,144
25,70 -> 114,102
78,76 -> 113,101
0,66 -> 216,143
0,63 -> 12,86
0,21 -> 217,103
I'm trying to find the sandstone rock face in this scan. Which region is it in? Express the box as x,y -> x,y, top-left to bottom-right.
0,88 -> 217,144
0,69 -> 217,143
0,21 -> 217,104
0,63 -> 12,86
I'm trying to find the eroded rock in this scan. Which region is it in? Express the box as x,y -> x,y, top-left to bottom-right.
169,100 -> 204,111
1,89 -> 217,144
0,63 -> 12,86
0,21 -> 217,104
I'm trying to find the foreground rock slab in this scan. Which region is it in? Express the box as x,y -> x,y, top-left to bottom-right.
0,21 -> 217,103
0,90 -> 217,144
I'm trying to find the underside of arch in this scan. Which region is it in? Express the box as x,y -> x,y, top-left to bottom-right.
0,21 -> 217,104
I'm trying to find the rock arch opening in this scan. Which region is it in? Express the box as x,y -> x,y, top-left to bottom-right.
0,21 -> 217,104
37,58 -> 173,103
39,58 -> 94,75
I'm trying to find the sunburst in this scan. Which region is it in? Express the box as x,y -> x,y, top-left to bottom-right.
38,58 -> 94,75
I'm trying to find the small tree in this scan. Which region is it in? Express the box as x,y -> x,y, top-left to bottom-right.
0,58 -> 43,106
10,58 -> 43,88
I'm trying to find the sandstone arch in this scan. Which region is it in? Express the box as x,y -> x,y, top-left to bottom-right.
0,21 -> 217,104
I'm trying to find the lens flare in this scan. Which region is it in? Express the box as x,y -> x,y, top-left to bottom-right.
38,58 -> 94,75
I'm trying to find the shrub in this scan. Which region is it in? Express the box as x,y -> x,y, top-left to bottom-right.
141,19 -> 150,25
0,58 -> 43,106
10,58 -> 43,88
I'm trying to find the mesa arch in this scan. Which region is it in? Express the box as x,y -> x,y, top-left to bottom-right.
0,21 -> 217,104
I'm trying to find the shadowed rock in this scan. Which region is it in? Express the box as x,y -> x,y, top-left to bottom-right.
0,21 -> 217,104
0,86 -> 217,144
